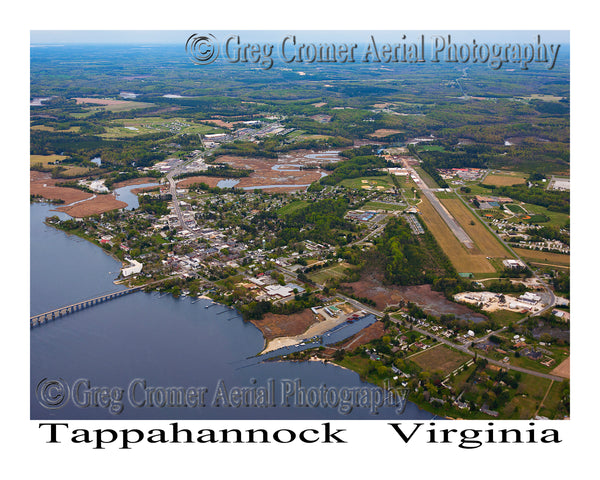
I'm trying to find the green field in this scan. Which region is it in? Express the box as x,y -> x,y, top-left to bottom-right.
501,373 -> 553,419
506,203 -> 526,214
486,309 -> 526,326
520,203 -> 569,227
434,190 -> 457,199
72,102 -> 155,117
521,213 -> 550,223
417,145 -> 446,152
307,262 -> 354,284
277,200 -> 309,216
538,380 -> 567,419
101,116 -> 224,138
414,166 -> 439,189
340,175 -> 395,190
363,201 -> 406,211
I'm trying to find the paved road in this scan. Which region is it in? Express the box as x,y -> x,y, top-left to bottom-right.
338,294 -> 565,382
165,158 -> 201,238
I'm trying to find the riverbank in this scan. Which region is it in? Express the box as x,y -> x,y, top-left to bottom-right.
257,311 -> 354,354
44,217 -> 127,271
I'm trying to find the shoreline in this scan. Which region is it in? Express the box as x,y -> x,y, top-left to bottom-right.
43,216 -> 127,274
258,313 -> 350,355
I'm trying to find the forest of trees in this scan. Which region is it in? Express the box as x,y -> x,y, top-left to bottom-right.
276,198 -> 356,246
376,217 -> 456,287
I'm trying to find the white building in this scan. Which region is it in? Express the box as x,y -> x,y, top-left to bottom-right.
264,285 -> 293,298
122,259 -> 143,277
503,259 -> 526,269
519,292 -> 541,304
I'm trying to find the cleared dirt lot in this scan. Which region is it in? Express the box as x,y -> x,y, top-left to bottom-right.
250,309 -> 319,342
418,195 -> 495,273
343,272 -> 488,322
550,357 -> 570,379
336,321 -> 386,352
217,153 -> 331,192
369,129 -> 403,138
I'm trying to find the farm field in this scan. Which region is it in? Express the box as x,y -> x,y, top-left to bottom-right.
30,125 -> 81,133
417,195 -> 495,273
550,357 -> 570,379
410,344 -> 470,376
441,198 -> 511,258
30,154 -> 68,167
512,248 -> 570,268
30,154 -> 93,177
482,171 -> 527,186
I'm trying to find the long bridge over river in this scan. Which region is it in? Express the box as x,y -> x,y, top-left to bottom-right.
31,286 -> 144,327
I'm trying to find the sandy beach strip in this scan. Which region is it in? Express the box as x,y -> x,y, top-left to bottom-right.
259,313 -> 350,355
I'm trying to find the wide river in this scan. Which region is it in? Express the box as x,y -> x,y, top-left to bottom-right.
30,201 -> 434,420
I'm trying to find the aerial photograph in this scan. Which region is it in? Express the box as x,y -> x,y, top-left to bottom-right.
30,30 -> 570,421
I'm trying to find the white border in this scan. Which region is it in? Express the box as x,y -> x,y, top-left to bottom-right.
3,0 -> 596,476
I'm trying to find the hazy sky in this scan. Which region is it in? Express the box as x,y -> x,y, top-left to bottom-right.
30,30 -> 569,45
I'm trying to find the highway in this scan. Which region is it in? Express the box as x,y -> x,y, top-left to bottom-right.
165,157 -> 201,239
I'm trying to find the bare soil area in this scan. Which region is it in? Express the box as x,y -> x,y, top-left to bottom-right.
550,357 -> 570,379
369,129 -> 403,138
250,309 -> 320,342
217,154 -> 327,191
336,322 -> 385,352
342,272 -> 487,322
200,119 -> 236,129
